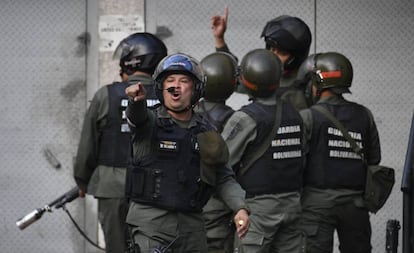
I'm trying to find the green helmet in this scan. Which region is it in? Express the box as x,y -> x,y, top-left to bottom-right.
200,52 -> 238,102
240,49 -> 282,98
298,52 -> 353,94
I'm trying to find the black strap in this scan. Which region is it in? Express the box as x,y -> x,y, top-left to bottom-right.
313,105 -> 364,160
238,99 -> 283,176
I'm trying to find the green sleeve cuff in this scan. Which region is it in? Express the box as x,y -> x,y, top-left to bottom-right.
235,206 -> 250,215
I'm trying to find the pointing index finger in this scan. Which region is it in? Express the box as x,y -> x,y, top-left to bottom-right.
223,5 -> 229,23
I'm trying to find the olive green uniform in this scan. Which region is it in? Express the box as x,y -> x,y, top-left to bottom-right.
299,95 -> 381,253
221,94 -> 305,253
126,100 -> 247,253
277,69 -> 310,111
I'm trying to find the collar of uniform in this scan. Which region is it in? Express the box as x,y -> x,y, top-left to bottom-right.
317,94 -> 348,105
157,106 -> 199,128
280,69 -> 298,88
254,92 -> 278,106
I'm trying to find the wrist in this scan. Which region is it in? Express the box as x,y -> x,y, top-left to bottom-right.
235,206 -> 250,215
215,37 -> 226,49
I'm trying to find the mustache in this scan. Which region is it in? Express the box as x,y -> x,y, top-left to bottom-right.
165,87 -> 178,94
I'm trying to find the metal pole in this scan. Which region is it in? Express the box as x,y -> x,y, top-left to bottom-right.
401,111 -> 414,253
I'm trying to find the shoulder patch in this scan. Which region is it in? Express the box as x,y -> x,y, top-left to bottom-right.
227,121 -> 243,141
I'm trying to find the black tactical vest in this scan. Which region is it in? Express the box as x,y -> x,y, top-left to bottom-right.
304,102 -> 370,190
126,116 -> 213,212
97,82 -> 131,167
236,101 -> 304,197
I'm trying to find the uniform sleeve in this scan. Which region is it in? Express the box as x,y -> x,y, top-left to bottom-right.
221,111 -> 257,166
198,130 -> 248,212
216,166 -> 248,213
125,99 -> 149,128
215,43 -> 239,62
365,108 -> 381,165
73,87 -> 108,192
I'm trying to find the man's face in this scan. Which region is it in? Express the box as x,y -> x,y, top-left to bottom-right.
163,73 -> 194,111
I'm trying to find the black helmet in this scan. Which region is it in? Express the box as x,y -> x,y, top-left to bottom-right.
240,49 -> 282,98
261,15 -> 312,71
153,53 -> 205,106
113,32 -> 167,75
298,52 -> 353,94
200,52 -> 238,102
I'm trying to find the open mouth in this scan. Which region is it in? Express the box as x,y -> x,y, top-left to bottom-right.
166,87 -> 181,100
171,91 -> 180,100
